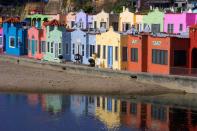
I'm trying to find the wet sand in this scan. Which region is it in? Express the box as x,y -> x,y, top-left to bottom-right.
0,61 -> 183,95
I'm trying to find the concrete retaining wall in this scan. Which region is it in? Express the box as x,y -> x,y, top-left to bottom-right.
0,55 -> 197,93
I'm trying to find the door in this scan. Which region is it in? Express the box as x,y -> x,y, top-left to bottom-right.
54,43 -> 59,59
31,39 -> 35,56
108,46 -> 113,68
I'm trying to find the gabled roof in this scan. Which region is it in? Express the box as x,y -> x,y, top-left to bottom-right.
3,18 -> 20,23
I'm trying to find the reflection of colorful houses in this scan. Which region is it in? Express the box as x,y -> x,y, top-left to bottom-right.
119,7 -> 135,32
43,20 -> 66,63
96,27 -> 127,70
70,95 -> 95,116
27,94 -> 39,107
96,9 -> 109,30
0,27 -> 3,53
142,8 -> 164,33
27,25 -> 46,60
120,100 -> 170,130
64,28 -> 96,64
95,96 -> 121,128
45,95 -> 63,114
164,13 -> 197,34
3,18 -> 28,56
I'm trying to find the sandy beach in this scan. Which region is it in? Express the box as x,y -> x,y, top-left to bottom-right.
0,61 -> 182,95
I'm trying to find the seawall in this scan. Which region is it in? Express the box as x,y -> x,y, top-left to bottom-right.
0,55 -> 197,93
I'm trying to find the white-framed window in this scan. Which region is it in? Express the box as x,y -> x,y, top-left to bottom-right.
51,42 -> 54,53
59,43 -> 62,55
41,41 -> 46,53
0,36 -> 3,45
9,36 -> 15,48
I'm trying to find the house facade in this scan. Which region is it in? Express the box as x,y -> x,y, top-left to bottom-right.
164,13 -> 197,34
27,26 -> 47,60
119,7 -> 135,32
147,35 -> 190,75
64,28 -> 96,64
96,27 -> 127,70
142,8 -> 164,33
96,9 -> 109,30
43,20 -> 66,63
3,18 -> 28,56
75,10 -> 88,29
134,13 -> 144,32
66,12 -> 76,29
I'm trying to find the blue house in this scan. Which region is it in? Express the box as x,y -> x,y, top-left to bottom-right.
3,18 -> 27,56
63,28 -> 97,65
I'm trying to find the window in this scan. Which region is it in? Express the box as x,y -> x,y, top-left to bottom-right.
82,45 -> 84,56
97,45 -> 101,58
179,24 -> 183,32
100,22 -> 106,28
114,100 -> 117,112
47,42 -> 50,52
144,23 -> 147,29
65,43 -> 69,54
152,49 -> 168,65
131,48 -> 138,62
151,24 -> 160,33
28,39 -> 31,50
90,45 -> 95,57
0,36 -> 3,45
102,97 -> 105,109
71,21 -> 75,28
122,47 -> 128,61
94,21 -> 97,29
97,97 -> 100,107
59,43 -> 62,55
103,45 -> 106,59
167,24 -> 174,33
51,42 -> 54,53
115,47 -> 118,61
121,101 -> 127,114
107,98 -> 112,112
130,103 -> 137,115
41,41 -> 46,53
151,105 -> 167,121
9,37 -> 15,48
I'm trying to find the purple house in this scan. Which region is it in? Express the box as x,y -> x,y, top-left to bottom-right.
75,10 -> 88,29
164,13 -> 197,34
0,27 -> 3,53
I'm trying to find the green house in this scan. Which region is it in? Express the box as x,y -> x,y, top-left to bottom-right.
25,14 -> 49,28
43,20 -> 66,63
142,8 -> 164,33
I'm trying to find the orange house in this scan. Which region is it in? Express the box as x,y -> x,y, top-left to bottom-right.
127,34 -> 148,72
147,35 -> 190,75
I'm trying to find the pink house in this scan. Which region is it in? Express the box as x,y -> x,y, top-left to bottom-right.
27,25 -> 46,60
164,13 -> 197,34
0,27 -> 3,53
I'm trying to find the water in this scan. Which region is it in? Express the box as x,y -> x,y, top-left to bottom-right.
0,93 -> 196,131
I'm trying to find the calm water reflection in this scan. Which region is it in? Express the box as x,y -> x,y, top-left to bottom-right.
0,93 -> 196,131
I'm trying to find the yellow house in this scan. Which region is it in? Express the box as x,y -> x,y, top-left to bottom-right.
119,7 -> 135,32
96,27 -> 128,70
95,96 -> 121,129
134,13 -> 145,32
96,9 -> 109,29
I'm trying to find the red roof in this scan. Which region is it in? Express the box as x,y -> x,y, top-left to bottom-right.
43,19 -> 65,26
3,18 -> 20,23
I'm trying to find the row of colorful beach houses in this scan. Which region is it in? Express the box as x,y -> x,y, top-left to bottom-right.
0,8 -> 197,75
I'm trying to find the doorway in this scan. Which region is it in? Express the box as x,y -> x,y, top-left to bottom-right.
192,48 -> 197,68
108,46 -> 113,68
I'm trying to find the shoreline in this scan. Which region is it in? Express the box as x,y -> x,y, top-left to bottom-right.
0,60 -> 183,95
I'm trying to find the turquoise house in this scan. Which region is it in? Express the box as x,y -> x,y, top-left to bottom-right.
43,20 -> 66,63
142,8 -> 164,33
63,28 -> 96,64
3,18 -> 28,56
